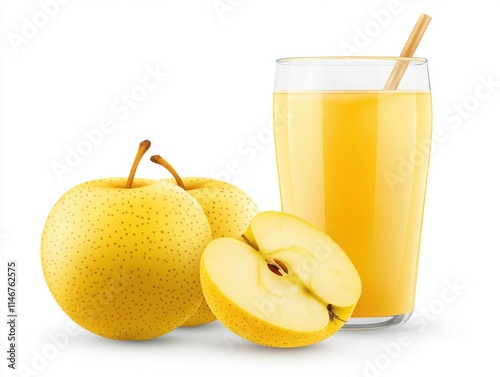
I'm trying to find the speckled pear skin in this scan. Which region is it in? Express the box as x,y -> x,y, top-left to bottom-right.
177,178 -> 259,327
41,177 -> 212,340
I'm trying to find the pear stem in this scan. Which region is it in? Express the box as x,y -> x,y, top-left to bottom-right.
125,140 -> 151,189
241,234 -> 258,250
150,154 -> 186,190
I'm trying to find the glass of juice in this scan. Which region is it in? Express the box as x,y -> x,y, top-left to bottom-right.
273,57 -> 432,330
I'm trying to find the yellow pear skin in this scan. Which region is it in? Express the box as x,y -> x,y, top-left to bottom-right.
179,177 -> 259,327
41,178 -> 212,340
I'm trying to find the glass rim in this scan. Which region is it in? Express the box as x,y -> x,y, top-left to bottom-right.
276,56 -> 428,65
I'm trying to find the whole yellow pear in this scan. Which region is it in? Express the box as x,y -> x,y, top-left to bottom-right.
41,177 -> 212,340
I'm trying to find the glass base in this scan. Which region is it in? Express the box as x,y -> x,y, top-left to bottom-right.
341,312 -> 412,330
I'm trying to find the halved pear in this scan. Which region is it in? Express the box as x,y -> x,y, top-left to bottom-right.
200,211 -> 362,347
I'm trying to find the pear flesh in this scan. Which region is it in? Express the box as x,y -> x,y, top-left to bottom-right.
201,211 -> 362,347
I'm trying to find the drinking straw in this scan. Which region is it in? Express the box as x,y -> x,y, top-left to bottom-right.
384,13 -> 432,90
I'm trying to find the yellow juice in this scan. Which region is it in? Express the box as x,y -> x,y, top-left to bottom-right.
273,91 -> 432,317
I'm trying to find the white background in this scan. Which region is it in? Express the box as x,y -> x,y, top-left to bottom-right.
1,0 -> 499,376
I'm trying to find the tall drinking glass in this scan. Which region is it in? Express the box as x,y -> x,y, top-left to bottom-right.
273,57 -> 432,329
